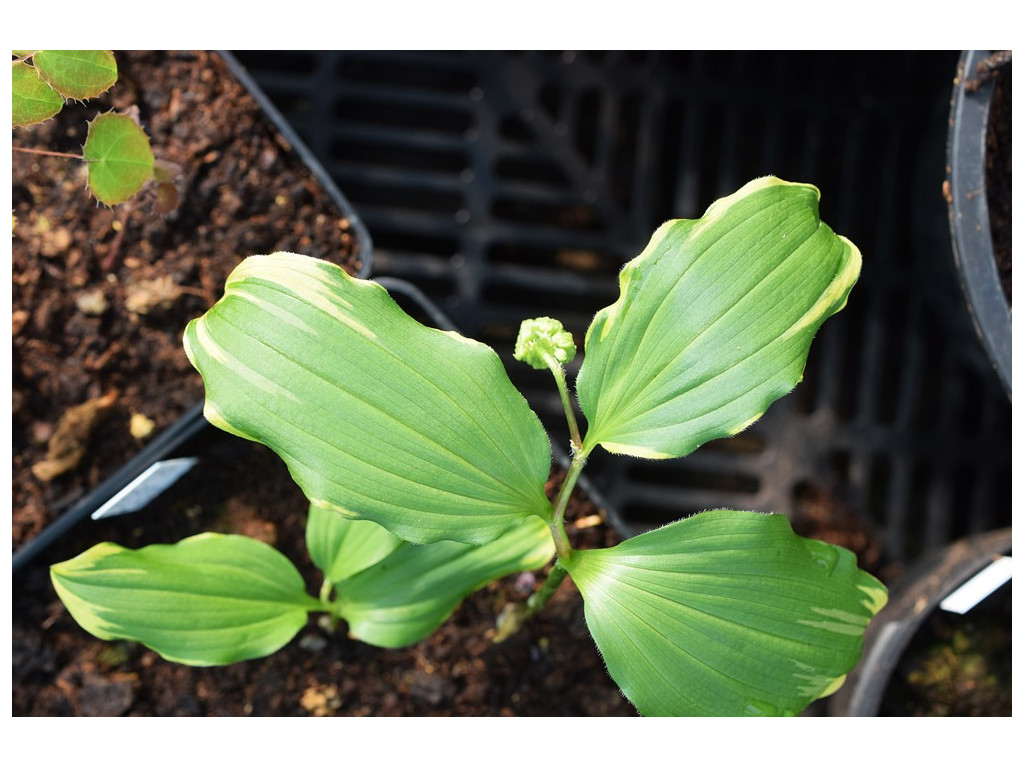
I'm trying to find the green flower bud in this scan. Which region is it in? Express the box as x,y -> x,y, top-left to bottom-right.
513,316 -> 577,370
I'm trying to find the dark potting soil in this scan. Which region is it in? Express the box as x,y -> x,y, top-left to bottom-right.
11,50 -> 636,717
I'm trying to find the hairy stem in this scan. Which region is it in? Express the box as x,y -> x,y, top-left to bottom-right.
527,561 -> 569,615
541,351 -> 583,452
552,448 -> 588,532
512,340 -> 589,622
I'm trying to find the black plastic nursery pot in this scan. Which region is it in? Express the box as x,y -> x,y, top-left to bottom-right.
946,50 -> 1012,398
829,528 -> 1012,716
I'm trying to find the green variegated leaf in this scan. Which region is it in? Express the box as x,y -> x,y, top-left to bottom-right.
307,504 -> 403,584
184,252 -> 553,545
563,510 -> 887,716
50,534 -> 320,666
12,60 -> 64,127
82,112 -> 154,205
577,177 -> 860,459
33,50 -> 117,100
337,516 -> 556,648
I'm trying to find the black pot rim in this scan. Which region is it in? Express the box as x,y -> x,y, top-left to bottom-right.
946,50 -> 1011,397
829,527 -> 1012,716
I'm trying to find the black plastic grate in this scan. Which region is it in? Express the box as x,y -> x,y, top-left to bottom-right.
233,50 -> 1011,570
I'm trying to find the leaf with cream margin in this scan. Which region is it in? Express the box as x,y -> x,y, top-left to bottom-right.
576,177 -> 861,459
50,534 -> 320,666
563,510 -> 887,716
184,253 -> 553,545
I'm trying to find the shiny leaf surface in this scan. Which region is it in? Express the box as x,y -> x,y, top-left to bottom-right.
51,534 -> 319,665
184,253 -> 553,545
577,177 -> 860,459
564,510 -> 887,716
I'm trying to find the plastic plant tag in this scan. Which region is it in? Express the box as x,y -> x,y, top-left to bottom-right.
939,556 -> 1012,615
92,457 -> 198,519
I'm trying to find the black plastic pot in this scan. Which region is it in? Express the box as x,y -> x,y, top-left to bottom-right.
947,50 -> 1012,397
829,527 -> 1012,716
11,50 -> 373,576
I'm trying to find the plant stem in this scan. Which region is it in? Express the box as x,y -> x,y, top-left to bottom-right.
542,351 -> 582,453
523,346 -> 590,615
12,146 -> 84,161
547,516 -> 572,562
536,348 -> 591,559
319,579 -> 340,630
318,578 -> 333,604
552,449 -> 587,531
527,561 -> 569,614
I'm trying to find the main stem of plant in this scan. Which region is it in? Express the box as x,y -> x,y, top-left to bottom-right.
528,353 -> 592,616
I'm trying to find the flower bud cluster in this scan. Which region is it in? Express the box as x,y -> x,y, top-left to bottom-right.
513,316 -> 577,370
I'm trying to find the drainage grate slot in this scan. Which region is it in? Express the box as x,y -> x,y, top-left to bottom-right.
334,55 -> 478,95
627,462 -> 761,496
499,116 -> 535,144
481,276 -> 617,321
333,95 -> 474,137
491,196 -> 605,231
485,241 -> 622,277
494,154 -> 571,188
235,51 -> 320,78
338,178 -> 464,216
329,137 -> 470,177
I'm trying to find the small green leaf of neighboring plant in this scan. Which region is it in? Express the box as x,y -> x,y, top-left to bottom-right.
12,61 -> 64,127
51,534 -> 320,666
563,510 -> 888,716
184,253 -> 554,546
576,176 -> 861,460
331,515 -> 556,648
33,50 -> 117,101
82,112 -> 155,205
